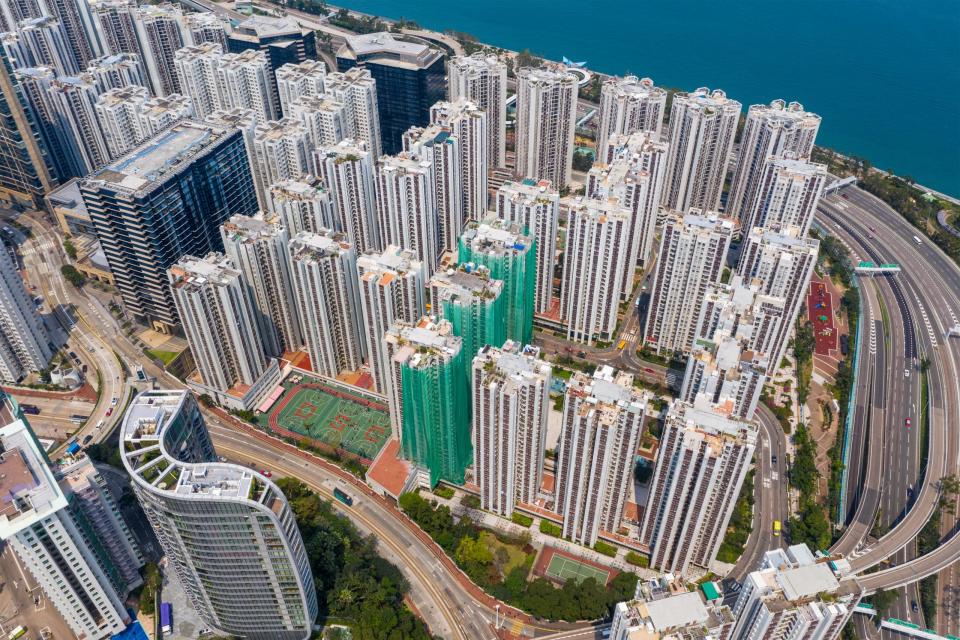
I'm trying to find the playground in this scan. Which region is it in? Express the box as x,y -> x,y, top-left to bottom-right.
262,375 -> 391,461
807,276 -> 839,357
534,546 -> 614,586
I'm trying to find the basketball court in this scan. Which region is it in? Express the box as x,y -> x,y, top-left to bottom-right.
266,380 -> 390,460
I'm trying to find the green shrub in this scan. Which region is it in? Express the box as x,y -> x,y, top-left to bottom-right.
593,540 -> 617,557
461,494 -> 481,509
511,512 -> 533,527
625,551 -> 649,568
432,485 -> 455,499
539,520 -> 562,537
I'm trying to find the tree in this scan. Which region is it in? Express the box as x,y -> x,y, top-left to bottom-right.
515,48 -> 542,69
572,151 -> 594,172
871,588 -> 896,615
62,237 -> 77,260
60,264 -> 86,287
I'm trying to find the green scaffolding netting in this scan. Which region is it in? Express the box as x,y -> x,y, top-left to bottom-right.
459,235 -> 536,347
399,348 -> 472,485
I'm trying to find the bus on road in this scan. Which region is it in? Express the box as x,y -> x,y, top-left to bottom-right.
333,487 -> 353,507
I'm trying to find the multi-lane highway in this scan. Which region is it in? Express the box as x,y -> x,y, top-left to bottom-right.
816,187 -> 960,635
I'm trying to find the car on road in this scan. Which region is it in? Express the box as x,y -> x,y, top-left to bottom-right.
110,397 -> 118,406
907,486 -> 914,499
911,601 -> 919,613
905,417 -> 911,429
771,454 -> 777,465
841,194 -> 848,199
106,407 -> 113,417
577,351 -> 586,358
261,469 -> 272,477
904,368 -> 910,378
643,367 -> 655,374
82,434 -> 93,445
772,520 -> 782,536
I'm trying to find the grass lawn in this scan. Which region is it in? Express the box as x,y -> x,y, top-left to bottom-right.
479,531 -> 529,577
146,349 -> 179,365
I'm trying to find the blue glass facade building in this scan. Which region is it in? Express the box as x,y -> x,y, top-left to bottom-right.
336,33 -> 445,155
80,121 -> 258,332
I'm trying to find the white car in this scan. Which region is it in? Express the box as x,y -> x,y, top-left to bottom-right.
110,396 -> 118,406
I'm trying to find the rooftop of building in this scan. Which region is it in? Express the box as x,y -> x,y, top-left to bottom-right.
289,229 -> 351,260
232,14 -> 304,39
0,419 -> 66,539
516,66 -> 578,84
617,578 -> 733,640
676,87 -> 741,111
87,120 -> 233,194
387,317 -> 461,368
365,438 -> 411,499
136,3 -> 182,19
45,178 -> 88,218
87,52 -> 141,69
220,49 -> 268,68
97,84 -> 149,106
289,94 -> 344,112
119,391 -> 264,501
358,244 -> 422,275
604,75 -> 666,97
449,51 -> 504,67
221,213 -> 283,243
431,264 -> 503,303
174,41 -> 223,59
667,401 -> 757,442
499,179 -> 558,201
169,252 -> 239,290
205,107 -> 256,129
748,99 -> 821,122
474,341 -> 550,383
276,59 -> 326,77
561,194 -> 631,220
745,225 -> 820,251
767,155 -> 828,176
142,93 -> 192,115
254,117 -> 308,140
338,32 -> 442,69
460,218 -> 532,255
567,366 -> 646,414
269,177 -> 328,200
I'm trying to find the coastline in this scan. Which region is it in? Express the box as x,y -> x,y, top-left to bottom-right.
253,0 -> 958,198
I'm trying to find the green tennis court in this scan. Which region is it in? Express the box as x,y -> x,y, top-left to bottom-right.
545,554 -> 611,585
269,382 -> 390,459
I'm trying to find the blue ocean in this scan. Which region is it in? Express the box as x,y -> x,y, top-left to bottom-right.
338,0 -> 960,195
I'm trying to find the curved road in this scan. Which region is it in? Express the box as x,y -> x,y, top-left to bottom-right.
15,210 -> 127,453
819,188 -> 960,592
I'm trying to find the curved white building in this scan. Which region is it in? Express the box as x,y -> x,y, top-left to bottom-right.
120,390 -> 318,639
